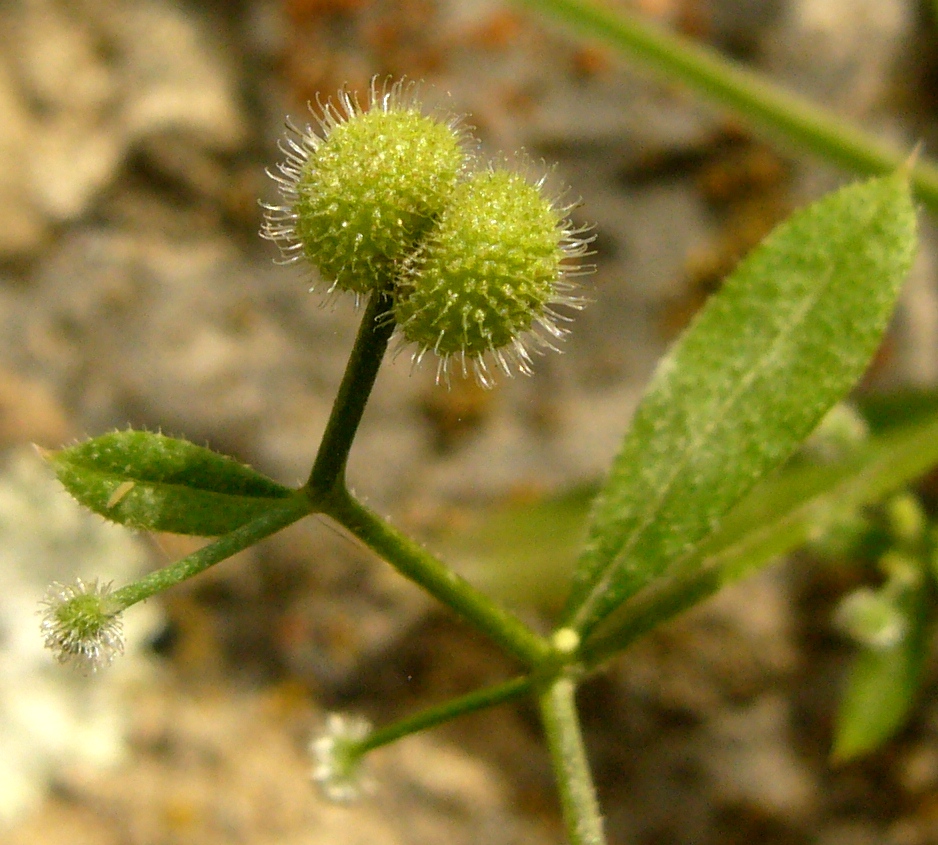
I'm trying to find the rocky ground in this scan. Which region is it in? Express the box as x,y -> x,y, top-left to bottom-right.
1,0 -> 938,843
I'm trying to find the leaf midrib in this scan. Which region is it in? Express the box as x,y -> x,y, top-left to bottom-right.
569,263 -> 834,631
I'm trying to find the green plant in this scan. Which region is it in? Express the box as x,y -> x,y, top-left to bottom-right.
33,12 -> 938,845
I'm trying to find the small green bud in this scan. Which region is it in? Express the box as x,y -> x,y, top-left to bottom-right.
394,167 -> 590,386
804,505 -> 872,560
885,492 -> 926,546
878,549 -> 922,588
39,578 -> 125,672
551,627 -> 581,656
834,586 -> 906,650
262,79 -> 468,297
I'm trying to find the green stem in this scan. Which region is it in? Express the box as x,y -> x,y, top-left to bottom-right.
308,289 -> 396,494
515,0 -> 938,215
323,486 -> 552,667
304,282 -> 550,664
110,494 -> 313,609
538,674 -> 606,845
356,675 -> 535,755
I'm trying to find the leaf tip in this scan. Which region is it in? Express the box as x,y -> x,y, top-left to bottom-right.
901,142 -> 924,177
33,443 -> 58,463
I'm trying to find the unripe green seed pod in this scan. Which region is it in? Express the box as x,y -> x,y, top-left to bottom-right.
394,168 -> 589,386
262,79 -> 468,296
262,78 -> 592,386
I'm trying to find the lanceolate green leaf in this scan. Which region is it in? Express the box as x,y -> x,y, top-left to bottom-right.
563,173 -> 917,637
581,412 -> 938,664
47,430 -> 295,536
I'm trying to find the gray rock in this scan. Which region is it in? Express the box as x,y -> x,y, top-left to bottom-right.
0,0 -> 248,248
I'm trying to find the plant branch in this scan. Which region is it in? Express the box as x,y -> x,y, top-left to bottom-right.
538,673 -> 606,845
514,0 -> 938,215
357,675 -> 535,755
323,486 -> 552,667
307,289 -> 396,494
110,494 -> 313,609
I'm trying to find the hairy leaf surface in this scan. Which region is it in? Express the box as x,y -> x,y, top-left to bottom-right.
47,430 -> 295,536
564,174 -> 917,636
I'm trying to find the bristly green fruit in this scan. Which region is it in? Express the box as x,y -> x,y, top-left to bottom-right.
394,168 -> 589,386
263,78 -> 591,385
262,79 -> 468,298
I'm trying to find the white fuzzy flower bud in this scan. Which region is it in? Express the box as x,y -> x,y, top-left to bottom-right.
38,578 -> 124,672
310,713 -> 372,802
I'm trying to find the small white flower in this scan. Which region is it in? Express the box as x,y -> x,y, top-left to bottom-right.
310,713 -> 373,802
38,578 -> 124,673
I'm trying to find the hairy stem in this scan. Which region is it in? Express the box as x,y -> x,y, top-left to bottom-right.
538,674 -> 606,845
110,494 -> 313,609
323,486 -> 552,667
304,282 -> 549,662
308,289 -> 396,494
357,676 -> 535,755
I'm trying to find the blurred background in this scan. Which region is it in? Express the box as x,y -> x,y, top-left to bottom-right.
1,0 -> 938,843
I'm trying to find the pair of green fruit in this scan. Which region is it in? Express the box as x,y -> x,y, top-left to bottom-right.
262,79 -> 590,386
